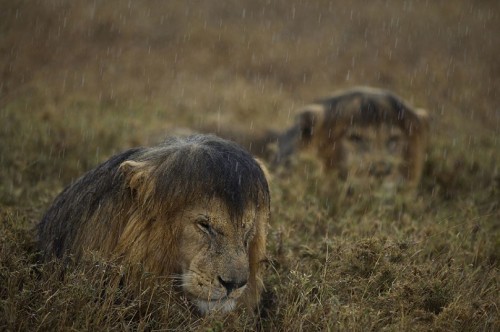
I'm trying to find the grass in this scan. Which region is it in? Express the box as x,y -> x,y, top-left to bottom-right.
1,0 -> 499,330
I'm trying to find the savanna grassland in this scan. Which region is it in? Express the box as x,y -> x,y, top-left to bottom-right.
1,0 -> 499,330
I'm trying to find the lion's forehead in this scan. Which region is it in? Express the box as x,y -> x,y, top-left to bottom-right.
210,210 -> 256,234
182,197 -> 258,231
344,124 -> 407,140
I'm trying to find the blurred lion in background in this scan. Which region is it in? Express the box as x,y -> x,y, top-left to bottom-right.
279,87 -> 429,193
215,87 -> 429,195
37,134 -> 270,315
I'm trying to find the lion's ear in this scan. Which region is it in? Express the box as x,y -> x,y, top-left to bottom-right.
119,160 -> 152,194
414,108 -> 429,120
413,108 -> 430,133
254,158 -> 272,183
297,105 -> 324,143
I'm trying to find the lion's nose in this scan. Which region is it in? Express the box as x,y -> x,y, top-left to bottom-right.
369,161 -> 392,178
218,276 -> 247,295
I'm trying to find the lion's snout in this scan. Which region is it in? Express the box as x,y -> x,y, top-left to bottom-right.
369,160 -> 393,178
217,275 -> 247,296
221,249 -> 251,294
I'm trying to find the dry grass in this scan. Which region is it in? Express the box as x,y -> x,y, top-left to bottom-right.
1,0 -> 499,330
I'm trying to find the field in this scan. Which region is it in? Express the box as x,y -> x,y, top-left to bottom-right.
1,0 -> 499,330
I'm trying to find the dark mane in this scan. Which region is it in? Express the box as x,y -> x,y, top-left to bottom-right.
38,134 -> 270,259
38,147 -> 142,258
318,88 -> 423,131
137,134 -> 270,221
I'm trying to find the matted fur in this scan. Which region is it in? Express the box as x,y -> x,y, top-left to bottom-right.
274,86 -> 429,189
37,134 -> 270,314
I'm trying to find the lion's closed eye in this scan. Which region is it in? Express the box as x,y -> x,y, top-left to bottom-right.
347,133 -> 364,144
196,215 -> 214,236
346,132 -> 371,152
387,135 -> 402,152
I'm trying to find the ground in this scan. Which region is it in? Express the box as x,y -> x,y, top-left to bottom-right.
0,0 -> 498,330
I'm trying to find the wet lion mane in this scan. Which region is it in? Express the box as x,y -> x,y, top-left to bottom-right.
37,134 -> 270,280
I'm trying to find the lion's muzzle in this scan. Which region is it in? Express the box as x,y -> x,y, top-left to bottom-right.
217,275 -> 247,296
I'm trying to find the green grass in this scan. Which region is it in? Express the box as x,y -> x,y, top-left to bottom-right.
1,0 -> 499,330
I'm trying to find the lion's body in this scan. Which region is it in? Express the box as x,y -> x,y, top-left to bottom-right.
251,87 -> 429,192
38,135 -> 270,315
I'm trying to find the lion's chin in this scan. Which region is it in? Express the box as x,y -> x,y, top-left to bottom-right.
193,298 -> 236,315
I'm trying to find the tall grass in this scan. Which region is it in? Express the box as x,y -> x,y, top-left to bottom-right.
1,0 -> 498,330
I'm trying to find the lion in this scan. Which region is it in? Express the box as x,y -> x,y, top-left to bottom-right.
219,87 -> 428,193
37,134 -> 270,315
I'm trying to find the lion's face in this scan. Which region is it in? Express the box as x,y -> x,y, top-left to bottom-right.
338,123 -> 408,191
176,197 -> 260,315
293,89 -> 429,194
